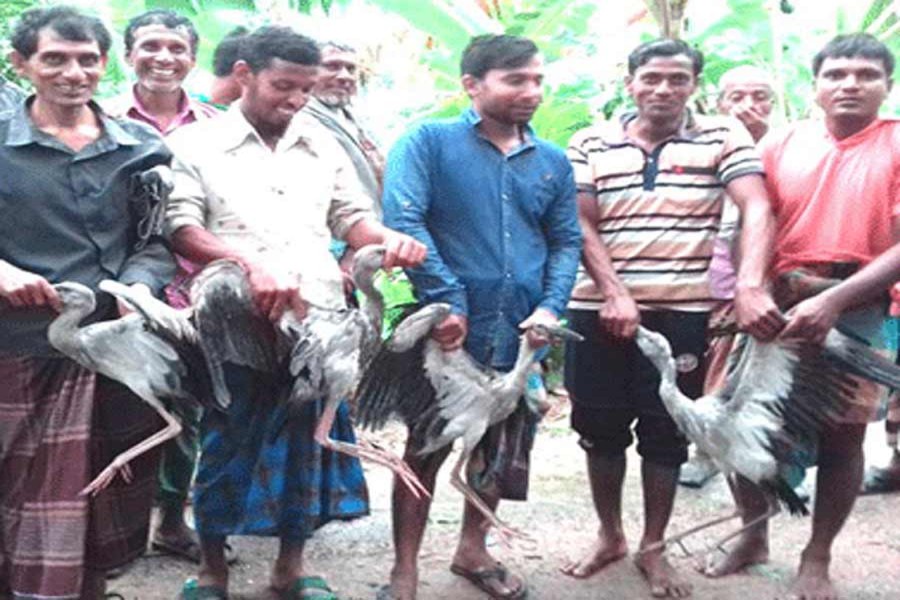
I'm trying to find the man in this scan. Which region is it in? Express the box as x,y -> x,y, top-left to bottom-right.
302,41 -> 383,213
106,9 -> 218,134
706,33 -> 899,600
164,26 -> 425,599
382,34 -> 582,600
562,39 -> 779,597
208,26 -> 247,107
680,64 -> 776,488
0,6 -> 174,599
105,8 -> 221,566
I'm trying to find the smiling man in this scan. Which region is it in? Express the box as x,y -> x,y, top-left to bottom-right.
707,33 -> 899,600
164,25 -> 425,600
0,6 -> 174,599
382,34 -> 582,600
562,38 -> 779,597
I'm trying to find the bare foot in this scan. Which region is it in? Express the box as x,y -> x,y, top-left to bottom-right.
702,534 -> 768,577
560,532 -> 628,579
781,554 -> 837,600
382,568 -> 417,600
635,549 -> 693,598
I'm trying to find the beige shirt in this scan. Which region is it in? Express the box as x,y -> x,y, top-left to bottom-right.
165,105 -> 373,309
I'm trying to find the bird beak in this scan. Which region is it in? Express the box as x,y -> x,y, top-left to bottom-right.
540,323 -> 584,342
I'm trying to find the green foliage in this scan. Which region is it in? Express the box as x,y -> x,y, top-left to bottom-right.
0,0 -> 39,87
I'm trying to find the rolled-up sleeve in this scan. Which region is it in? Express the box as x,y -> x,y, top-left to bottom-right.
328,150 -> 375,239
164,152 -> 208,236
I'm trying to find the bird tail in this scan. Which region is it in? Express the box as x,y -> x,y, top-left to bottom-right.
764,478 -> 809,517
824,330 -> 900,390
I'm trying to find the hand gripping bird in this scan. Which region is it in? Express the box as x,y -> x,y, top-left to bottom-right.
47,280 -> 224,496
354,305 -> 583,543
634,324 -> 900,555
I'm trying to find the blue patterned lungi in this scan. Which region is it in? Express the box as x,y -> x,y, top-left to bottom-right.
193,366 -> 369,541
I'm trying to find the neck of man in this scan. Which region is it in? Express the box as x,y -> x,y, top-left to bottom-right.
135,83 -> 183,118
29,98 -> 101,151
827,113 -> 877,141
629,112 -> 684,151
476,112 -> 524,155
240,103 -> 288,151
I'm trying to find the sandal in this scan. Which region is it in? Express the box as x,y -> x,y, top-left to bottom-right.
861,465 -> 900,495
181,578 -> 228,600
151,536 -> 238,565
450,562 -> 527,599
274,575 -> 338,599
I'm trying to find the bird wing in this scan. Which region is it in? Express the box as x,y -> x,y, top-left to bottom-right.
190,260 -> 282,407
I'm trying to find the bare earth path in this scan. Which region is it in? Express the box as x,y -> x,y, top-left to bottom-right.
115,413 -> 900,600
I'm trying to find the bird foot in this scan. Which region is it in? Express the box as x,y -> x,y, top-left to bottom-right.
80,459 -> 134,497
489,521 -> 538,551
323,437 -> 431,500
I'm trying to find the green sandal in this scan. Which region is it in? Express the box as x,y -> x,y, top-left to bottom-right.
181,578 -> 228,600
276,575 -> 338,599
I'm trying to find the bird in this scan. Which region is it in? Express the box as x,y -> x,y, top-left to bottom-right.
354,305 -> 583,542
190,245 -> 430,496
47,280 -> 223,496
633,324 -> 900,553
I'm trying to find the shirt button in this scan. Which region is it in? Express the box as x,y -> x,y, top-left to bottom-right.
502,193 -> 509,201
506,273 -> 512,279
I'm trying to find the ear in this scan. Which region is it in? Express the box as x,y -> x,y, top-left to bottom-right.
232,60 -> 253,89
9,50 -> 27,77
461,73 -> 480,99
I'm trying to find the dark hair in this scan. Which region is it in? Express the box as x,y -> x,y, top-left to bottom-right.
627,38 -> 704,76
240,26 -> 320,73
11,5 -> 111,59
124,9 -> 198,56
812,33 -> 895,77
319,40 -> 355,54
212,26 -> 249,77
460,34 -> 539,79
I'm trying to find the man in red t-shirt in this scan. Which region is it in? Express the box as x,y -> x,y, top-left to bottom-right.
706,33 -> 899,600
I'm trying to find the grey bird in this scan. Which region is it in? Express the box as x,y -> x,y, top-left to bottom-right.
47,280 -> 222,496
355,305 -> 583,542
634,325 -> 900,553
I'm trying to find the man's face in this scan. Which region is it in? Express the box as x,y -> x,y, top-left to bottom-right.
127,24 -> 195,95
815,56 -> 891,124
626,54 -> 697,122
13,28 -> 106,109
718,81 -> 773,123
315,47 -> 358,108
238,58 -> 319,132
464,54 -> 544,126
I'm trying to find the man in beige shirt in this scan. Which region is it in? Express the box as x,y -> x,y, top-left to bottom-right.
164,26 -> 424,600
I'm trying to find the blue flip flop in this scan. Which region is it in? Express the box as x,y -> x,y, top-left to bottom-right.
181,578 -> 228,600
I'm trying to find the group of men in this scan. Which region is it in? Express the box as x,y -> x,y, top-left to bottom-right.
0,4 -> 897,600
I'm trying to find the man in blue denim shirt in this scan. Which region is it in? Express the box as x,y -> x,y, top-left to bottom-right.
382,34 -> 581,600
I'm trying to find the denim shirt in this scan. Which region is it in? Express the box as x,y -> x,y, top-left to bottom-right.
383,108 -> 581,368
0,99 -> 175,356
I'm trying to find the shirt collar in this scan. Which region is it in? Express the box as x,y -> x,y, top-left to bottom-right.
5,97 -> 142,148
220,102 -> 315,153
613,108 -> 699,145
462,106 -> 537,152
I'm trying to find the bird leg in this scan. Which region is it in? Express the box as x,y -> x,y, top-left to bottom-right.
449,450 -> 536,549
703,502 -> 780,559
81,399 -> 182,497
636,510 -> 743,558
313,400 -> 431,499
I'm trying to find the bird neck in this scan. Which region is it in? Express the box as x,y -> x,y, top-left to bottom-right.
353,269 -> 384,332
501,335 -> 538,392
46,302 -> 93,359
646,352 -> 694,428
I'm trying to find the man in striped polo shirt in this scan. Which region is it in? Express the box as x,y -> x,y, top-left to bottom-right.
561,39 -> 781,597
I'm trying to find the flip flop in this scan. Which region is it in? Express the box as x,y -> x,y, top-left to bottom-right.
274,575 -> 338,599
181,578 -> 228,600
860,465 -> 900,495
151,537 -> 239,565
450,562 -> 527,599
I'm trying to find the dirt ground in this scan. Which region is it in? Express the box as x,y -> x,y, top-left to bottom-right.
114,405 -> 900,600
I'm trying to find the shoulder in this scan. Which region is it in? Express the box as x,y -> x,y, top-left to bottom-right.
188,96 -> 222,120
568,120 -> 620,149
757,120 -> 807,158
165,112 -> 228,150
102,91 -> 135,120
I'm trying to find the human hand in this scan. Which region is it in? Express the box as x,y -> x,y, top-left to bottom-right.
0,261 -> 61,311
730,105 -> 769,141
780,292 -> 840,346
243,262 -> 307,322
382,232 -> 427,270
598,293 -> 640,339
431,313 -> 468,351
519,307 -> 559,348
734,284 -> 785,341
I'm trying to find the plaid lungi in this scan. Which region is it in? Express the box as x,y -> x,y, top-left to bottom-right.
0,357 -> 161,599
193,365 -> 369,542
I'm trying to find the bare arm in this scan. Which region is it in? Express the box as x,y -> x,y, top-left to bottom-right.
577,191 -> 640,339
0,260 -> 60,311
727,173 -> 785,340
343,219 -> 427,269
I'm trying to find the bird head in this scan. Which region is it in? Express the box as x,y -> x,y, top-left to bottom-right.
352,244 -> 387,289
387,302 -> 451,352
634,326 -> 673,364
52,281 -> 97,313
526,322 -> 584,343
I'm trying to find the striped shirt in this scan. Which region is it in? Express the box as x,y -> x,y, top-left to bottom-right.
567,110 -> 762,312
